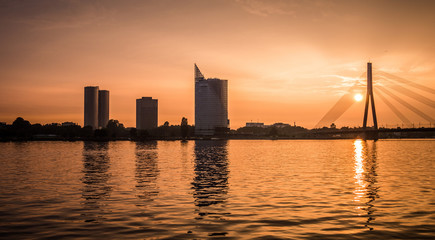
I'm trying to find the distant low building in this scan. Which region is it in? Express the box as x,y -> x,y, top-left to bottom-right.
273,123 -> 290,128
136,97 -> 158,130
61,122 -> 78,127
246,122 -> 265,128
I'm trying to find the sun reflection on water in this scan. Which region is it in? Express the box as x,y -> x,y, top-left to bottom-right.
353,139 -> 379,231
353,139 -> 366,205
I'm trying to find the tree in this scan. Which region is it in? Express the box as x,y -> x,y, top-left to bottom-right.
268,126 -> 278,137
11,117 -> 32,138
130,128 -> 137,138
12,117 -> 31,129
94,128 -> 108,138
81,126 -> 94,138
181,117 -> 188,139
106,119 -> 126,138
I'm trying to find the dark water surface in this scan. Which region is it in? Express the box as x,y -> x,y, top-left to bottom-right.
0,140 -> 434,239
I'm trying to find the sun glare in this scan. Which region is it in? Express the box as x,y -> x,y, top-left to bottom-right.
354,93 -> 363,102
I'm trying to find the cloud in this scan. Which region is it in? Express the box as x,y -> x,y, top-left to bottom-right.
325,74 -> 365,85
0,0 -> 113,30
409,64 -> 434,74
235,0 -> 297,16
235,0 -> 335,18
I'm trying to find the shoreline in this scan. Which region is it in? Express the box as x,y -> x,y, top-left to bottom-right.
1,136 -> 434,142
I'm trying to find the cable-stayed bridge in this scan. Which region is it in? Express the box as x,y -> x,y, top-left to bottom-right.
314,62 -> 435,139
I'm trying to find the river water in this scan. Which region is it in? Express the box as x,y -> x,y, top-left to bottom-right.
0,140 -> 434,239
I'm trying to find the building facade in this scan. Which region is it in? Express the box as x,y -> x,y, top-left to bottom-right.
84,86 -> 99,129
84,86 -> 110,129
98,90 -> 110,128
136,97 -> 158,130
194,64 -> 229,135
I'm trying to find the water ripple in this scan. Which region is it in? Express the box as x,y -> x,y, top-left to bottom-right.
0,140 -> 434,239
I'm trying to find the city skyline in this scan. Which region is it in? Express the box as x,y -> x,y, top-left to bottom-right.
1,0 -> 435,128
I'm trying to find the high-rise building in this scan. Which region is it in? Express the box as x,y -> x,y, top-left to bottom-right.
84,86 -> 110,129
98,90 -> 110,128
194,64 -> 229,135
84,86 -> 99,129
136,97 -> 158,130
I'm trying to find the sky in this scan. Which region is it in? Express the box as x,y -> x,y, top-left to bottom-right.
0,0 -> 434,128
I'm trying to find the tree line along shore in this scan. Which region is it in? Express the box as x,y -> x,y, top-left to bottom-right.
1,117 -> 434,141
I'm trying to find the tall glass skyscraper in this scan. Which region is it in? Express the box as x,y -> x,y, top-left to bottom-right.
194,64 -> 229,135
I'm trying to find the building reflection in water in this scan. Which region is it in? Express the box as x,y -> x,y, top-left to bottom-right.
353,139 -> 379,231
192,140 -> 230,224
81,141 -> 112,223
135,141 -> 159,203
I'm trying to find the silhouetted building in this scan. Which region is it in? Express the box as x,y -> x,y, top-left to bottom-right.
84,86 -> 110,129
136,97 -> 158,130
246,122 -> 265,128
98,90 -> 109,128
194,64 -> 229,135
272,122 -> 290,128
84,86 -> 99,129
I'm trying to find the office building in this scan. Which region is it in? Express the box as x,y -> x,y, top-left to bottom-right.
136,97 -> 158,130
194,64 -> 229,135
84,86 -> 110,129
84,86 -> 99,129
98,90 -> 110,128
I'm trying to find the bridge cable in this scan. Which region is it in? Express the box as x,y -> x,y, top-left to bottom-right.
378,76 -> 435,108
377,86 -> 435,123
315,73 -> 365,128
377,70 -> 435,95
374,89 -> 412,125
314,91 -> 356,128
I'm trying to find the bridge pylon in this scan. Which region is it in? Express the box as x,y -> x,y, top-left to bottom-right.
363,62 -> 378,140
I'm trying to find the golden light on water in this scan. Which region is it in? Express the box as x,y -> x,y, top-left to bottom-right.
354,93 -> 364,102
352,139 -> 379,230
353,139 -> 366,206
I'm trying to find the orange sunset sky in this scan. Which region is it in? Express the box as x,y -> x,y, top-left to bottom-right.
0,0 -> 434,128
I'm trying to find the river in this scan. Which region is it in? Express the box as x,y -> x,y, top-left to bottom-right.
0,140 -> 434,239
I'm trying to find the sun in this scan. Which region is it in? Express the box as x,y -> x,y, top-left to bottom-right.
354,93 -> 363,102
